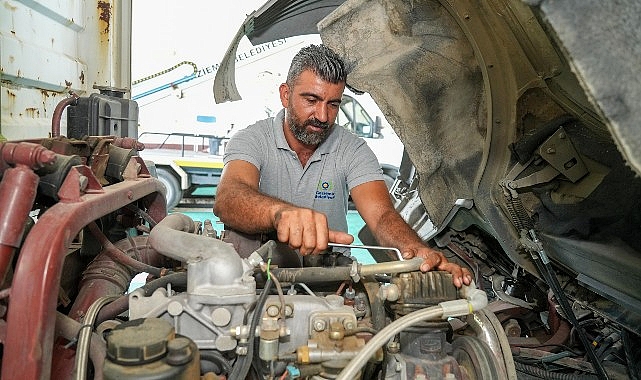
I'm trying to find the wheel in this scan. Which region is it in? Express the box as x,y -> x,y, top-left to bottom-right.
156,168 -> 182,210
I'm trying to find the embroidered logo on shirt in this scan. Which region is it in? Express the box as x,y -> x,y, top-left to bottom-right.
315,180 -> 335,199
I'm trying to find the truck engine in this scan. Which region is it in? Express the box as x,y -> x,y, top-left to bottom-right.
0,93 -> 511,379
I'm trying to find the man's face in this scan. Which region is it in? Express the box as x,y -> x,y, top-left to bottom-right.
279,70 -> 345,146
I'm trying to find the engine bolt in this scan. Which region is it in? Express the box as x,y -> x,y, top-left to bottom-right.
313,319 -> 326,332
284,304 -> 294,317
266,304 -> 280,317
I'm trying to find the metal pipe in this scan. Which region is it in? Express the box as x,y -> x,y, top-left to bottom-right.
51,93 -> 79,138
2,173 -> 165,380
147,212 -> 242,263
359,257 -> 423,276
73,295 -> 120,380
0,166 -> 39,284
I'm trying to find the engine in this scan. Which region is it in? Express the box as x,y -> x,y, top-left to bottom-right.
97,213 -> 506,380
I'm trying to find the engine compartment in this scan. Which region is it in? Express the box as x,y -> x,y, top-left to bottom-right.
0,112 -> 517,379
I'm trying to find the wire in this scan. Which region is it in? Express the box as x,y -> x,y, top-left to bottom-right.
229,277 -> 273,380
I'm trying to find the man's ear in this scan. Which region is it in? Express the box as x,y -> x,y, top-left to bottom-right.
279,83 -> 289,108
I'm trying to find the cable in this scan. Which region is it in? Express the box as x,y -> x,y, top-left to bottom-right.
124,204 -> 158,228
229,277 -> 273,380
522,230 -> 609,380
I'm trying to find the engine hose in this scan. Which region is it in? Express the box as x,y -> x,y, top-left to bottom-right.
514,361 -> 597,380
73,295 -> 120,380
337,282 -> 487,380
87,222 -> 164,277
229,277 -> 273,380
199,350 -> 232,375
336,305 -> 444,380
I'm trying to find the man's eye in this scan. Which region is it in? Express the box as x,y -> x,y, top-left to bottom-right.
329,102 -> 340,109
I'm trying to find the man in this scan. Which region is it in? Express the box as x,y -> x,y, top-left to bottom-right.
213,44 -> 471,287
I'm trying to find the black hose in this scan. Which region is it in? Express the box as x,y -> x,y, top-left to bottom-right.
515,362 -> 597,380
229,277 -> 272,380
199,350 -> 232,375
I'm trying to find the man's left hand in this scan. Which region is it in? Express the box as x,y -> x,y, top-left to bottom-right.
402,245 -> 472,288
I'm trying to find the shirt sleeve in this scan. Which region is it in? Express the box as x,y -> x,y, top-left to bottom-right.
222,126 -> 264,170
342,134 -> 385,190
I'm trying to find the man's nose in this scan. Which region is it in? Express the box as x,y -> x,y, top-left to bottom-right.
314,103 -> 329,123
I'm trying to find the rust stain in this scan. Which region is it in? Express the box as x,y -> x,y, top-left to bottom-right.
25,108 -> 38,118
97,1 -> 111,33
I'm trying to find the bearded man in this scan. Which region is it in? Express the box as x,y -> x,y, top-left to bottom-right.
213,44 -> 471,287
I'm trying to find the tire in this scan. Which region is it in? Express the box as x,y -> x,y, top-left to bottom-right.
156,168 -> 182,210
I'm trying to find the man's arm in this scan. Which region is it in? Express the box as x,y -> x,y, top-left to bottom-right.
351,180 -> 472,287
213,160 -> 353,255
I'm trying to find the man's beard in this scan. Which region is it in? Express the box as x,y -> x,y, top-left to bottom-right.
286,108 -> 332,146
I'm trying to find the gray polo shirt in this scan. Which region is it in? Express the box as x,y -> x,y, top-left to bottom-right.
223,109 -> 384,233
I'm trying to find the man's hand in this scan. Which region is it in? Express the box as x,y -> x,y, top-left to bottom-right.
273,205 -> 354,255
402,244 -> 472,288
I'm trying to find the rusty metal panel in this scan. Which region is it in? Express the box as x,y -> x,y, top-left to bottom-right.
0,0 -> 132,139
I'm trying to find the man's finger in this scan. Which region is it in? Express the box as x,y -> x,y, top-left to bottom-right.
328,230 -> 354,245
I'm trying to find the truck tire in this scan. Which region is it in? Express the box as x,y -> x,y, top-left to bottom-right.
156,168 -> 182,210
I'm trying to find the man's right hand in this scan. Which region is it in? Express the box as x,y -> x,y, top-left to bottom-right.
273,205 -> 354,255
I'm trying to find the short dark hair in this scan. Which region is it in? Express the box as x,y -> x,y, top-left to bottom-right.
286,44 -> 348,86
